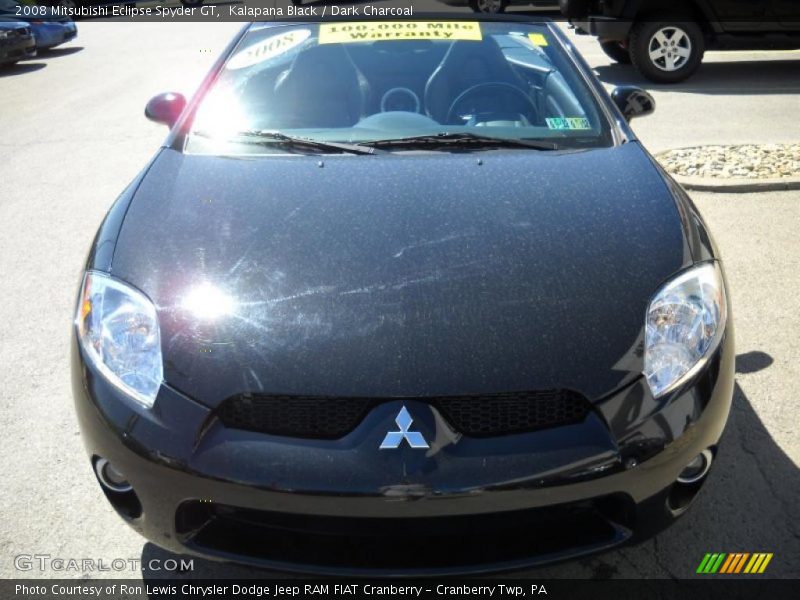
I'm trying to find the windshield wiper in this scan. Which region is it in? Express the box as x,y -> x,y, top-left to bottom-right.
195,129 -> 382,155
360,132 -> 559,152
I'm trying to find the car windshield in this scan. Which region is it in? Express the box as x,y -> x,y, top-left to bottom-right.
186,21 -> 614,154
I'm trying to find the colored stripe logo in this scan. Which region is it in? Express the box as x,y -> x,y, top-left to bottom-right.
697,553 -> 773,574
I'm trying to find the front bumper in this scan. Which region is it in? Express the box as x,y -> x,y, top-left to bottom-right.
32,22 -> 77,49
0,32 -> 36,64
571,17 -> 633,41
72,323 -> 734,575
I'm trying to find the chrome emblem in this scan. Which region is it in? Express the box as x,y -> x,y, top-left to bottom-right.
380,406 -> 429,449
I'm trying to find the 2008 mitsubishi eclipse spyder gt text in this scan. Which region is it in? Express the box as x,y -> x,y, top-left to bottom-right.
72,16 -> 734,575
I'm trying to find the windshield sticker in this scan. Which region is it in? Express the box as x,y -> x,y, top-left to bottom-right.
528,33 -> 549,46
227,29 -> 311,70
319,22 -> 482,44
546,117 -> 591,130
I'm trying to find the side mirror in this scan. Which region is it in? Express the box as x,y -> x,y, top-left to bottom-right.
145,92 -> 187,128
611,86 -> 655,121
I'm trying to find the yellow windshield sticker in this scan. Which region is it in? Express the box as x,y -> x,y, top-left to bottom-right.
319,22 -> 482,44
528,33 -> 549,46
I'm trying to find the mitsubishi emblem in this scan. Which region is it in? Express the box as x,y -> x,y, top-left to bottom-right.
379,405 -> 429,449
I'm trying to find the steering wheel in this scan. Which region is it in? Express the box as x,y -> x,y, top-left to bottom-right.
381,87 -> 421,114
446,82 -> 537,126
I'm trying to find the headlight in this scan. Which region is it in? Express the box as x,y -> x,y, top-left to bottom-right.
75,271 -> 163,408
644,262 -> 727,397
0,31 -> 10,40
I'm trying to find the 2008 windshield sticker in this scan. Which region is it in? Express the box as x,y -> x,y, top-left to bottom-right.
319,22 -> 482,44
227,29 -> 311,70
546,117 -> 592,130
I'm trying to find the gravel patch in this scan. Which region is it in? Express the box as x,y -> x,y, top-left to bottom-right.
657,144 -> 800,179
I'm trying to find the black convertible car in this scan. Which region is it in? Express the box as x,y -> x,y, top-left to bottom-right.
73,16 -> 734,575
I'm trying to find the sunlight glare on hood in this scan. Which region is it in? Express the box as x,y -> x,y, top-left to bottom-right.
182,282 -> 235,320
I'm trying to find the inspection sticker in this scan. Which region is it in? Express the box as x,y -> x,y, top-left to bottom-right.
546,117 -> 591,130
227,29 -> 311,70
319,22 -> 482,44
528,33 -> 549,46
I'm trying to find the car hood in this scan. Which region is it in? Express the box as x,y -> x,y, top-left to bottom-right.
0,19 -> 29,29
111,143 -> 691,406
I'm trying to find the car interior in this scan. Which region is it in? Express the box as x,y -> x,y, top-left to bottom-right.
231,31 -> 589,133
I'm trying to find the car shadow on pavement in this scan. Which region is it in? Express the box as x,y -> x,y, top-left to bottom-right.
35,46 -> 84,58
594,59 -> 800,95
140,351 -> 799,583
0,62 -> 46,77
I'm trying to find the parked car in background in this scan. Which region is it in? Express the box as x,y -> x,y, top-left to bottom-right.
0,19 -> 35,66
560,0 -> 800,82
0,0 -> 76,50
437,0 -> 559,14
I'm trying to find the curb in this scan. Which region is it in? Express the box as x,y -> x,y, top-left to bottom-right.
670,175 -> 800,193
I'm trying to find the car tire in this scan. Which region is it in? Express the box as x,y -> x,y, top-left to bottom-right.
629,18 -> 704,83
469,0 -> 507,14
599,40 -> 632,64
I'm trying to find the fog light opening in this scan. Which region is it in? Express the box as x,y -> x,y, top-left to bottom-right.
667,448 -> 715,516
95,458 -> 133,493
677,449 -> 713,484
91,457 -> 142,519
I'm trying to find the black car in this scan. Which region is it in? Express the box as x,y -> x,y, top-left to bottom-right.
0,19 -> 35,66
72,16 -> 734,575
436,0 -> 559,15
561,0 -> 800,82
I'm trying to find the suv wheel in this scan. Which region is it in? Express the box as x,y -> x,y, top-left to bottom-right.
599,40 -> 632,64
469,0 -> 507,13
629,18 -> 704,83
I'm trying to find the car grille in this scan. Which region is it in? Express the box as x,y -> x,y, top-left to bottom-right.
176,495 -> 632,573
434,390 -> 591,436
218,395 -> 373,440
217,389 -> 591,439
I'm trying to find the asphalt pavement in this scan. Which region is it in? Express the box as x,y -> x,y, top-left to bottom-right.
0,12 -> 798,580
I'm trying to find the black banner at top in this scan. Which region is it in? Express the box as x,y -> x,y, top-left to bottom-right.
11,0 -> 800,23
